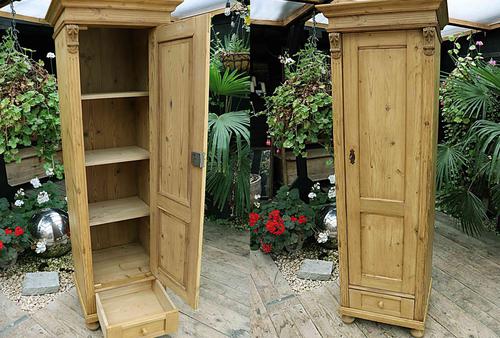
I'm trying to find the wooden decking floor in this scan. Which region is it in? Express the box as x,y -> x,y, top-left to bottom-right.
0,221 -> 250,338
251,212 -> 500,338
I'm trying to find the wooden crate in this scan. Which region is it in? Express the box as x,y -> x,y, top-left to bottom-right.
275,148 -> 334,185
47,1 -> 210,333
318,0 -> 447,337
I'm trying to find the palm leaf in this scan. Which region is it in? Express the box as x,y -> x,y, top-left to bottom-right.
436,143 -> 467,189
210,65 -> 250,98
467,120 -> 500,182
208,111 -> 250,173
438,187 -> 488,236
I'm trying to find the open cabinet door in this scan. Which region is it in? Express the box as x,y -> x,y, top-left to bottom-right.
149,14 -> 210,309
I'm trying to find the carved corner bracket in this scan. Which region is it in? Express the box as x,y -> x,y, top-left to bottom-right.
423,27 -> 436,56
329,32 -> 342,60
65,25 -> 80,54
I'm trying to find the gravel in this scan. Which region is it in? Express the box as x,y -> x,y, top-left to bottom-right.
0,252 -> 74,313
272,243 -> 339,294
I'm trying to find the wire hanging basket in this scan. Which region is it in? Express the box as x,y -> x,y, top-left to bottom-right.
220,51 -> 250,72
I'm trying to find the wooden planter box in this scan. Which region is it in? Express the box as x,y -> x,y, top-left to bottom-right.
5,147 -> 62,186
274,147 -> 333,185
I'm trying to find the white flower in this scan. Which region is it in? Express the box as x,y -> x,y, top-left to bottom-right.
317,231 -> 329,244
308,192 -> 317,199
35,239 -> 47,254
313,183 -> 321,191
30,177 -> 42,189
328,174 -> 336,185
37,191 -> 50,205
328,187 -> 336,199
14,200 -> 24,207
65,196 -> 68,202
254,194 -> 261,200
15,188 -> 25,197
254,201 -> 260,208
45,167 -> 54,177
46,52 -> 55,59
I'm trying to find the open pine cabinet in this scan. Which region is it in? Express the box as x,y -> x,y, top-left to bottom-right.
46,1 -> 210,336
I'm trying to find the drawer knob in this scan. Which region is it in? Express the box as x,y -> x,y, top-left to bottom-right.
378,301 -> 384,309
140,328 -> 148,335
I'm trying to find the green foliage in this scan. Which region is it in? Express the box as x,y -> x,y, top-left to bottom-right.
0,29 -> 63,178
249,186 -> 316,254
0,198 -> 31,267
221,33 -> 250,53
206,50 -> 251,218
438,35 -> 499,236
262,38 -> 333,157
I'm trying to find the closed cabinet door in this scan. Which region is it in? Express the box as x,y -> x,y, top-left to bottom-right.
149,14 -> 210,309
343,31 -> 423,295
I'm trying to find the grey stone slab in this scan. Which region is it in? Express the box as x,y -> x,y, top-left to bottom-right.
22,272 -> 59,296
297,259 -> 333,281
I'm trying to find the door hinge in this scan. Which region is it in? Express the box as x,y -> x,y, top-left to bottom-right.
191,152 -> 205,168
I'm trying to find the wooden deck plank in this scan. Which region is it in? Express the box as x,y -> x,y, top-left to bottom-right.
299,286 -> 367,337
432,267 -> 500,335
171,313 -> 230,338
250,278 -> 280,338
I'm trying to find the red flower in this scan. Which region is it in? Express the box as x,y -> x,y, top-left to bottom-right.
298,215 -> 307,224
14,226 -> 24,237
249,212 -> 260,227
0,240 -> 3,250
290,216 -> 297,222
265,220 -> 285,236
4,228 -> 12,235
268,209 -> 281,220
261,242 -> 272,254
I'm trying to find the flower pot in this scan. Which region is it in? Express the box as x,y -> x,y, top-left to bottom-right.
250,174 -> 261,205
221,52 -> 250,72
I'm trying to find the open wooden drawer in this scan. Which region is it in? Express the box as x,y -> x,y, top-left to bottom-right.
96,279 -> 179,338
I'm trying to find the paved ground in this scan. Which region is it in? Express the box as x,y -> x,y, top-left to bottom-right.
251,212 -> 500,338
0,221 -> 250,338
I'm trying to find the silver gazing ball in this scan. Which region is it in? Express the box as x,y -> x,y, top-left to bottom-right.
30,208 -> 71,258
323,208 -> 338,239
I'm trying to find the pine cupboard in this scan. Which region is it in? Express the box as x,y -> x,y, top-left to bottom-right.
317,1 -> 447,337
46,1 -> 210,336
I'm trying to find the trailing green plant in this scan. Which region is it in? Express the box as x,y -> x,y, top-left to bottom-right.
206,60 -> 251,218
261,38 -> 333,157
0,29 -> 63,178
438,35 -> 499,236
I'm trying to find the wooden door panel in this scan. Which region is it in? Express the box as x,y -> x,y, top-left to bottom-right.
150,14 -> 210,309
345,31 -> 420,294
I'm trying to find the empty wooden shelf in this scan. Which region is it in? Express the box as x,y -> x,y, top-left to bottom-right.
47,0 -> 211,334
92,243 -> 151,288
85,146 -> 149,167
318,1 -> 447,337
88,197 -> 150,226
81,91 -> 149,101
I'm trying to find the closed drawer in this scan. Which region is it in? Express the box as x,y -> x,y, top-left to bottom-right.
349,289 -> 414,319
96,279 -> 178,338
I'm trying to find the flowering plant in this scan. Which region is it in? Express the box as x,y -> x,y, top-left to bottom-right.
308,175 -> 337,244
0,198 -> 31,267
261,38 -> 333,157
12,177 -> 67,225
249,186 -> 316,254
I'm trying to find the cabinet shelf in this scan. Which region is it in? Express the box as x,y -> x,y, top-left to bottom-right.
81,91 -> 149,101
92,243 -> 151,289
89,196 -> 150,227
85,146 -> 149,167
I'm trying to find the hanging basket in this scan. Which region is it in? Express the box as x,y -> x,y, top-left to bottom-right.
221,52 -> 250,72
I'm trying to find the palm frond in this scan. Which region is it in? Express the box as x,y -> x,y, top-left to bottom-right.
438,187 -> 488,236
467,120 -> 500,182
447,75 -> 492,119
208,110 -> 250,173
436,143 -> 467,189
209,65 -> 250,98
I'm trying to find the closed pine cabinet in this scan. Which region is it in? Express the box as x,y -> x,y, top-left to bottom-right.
318,1 -> 448,336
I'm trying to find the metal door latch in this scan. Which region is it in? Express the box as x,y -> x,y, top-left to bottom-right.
349,149 -> 356,165
191,152 -> 205,168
